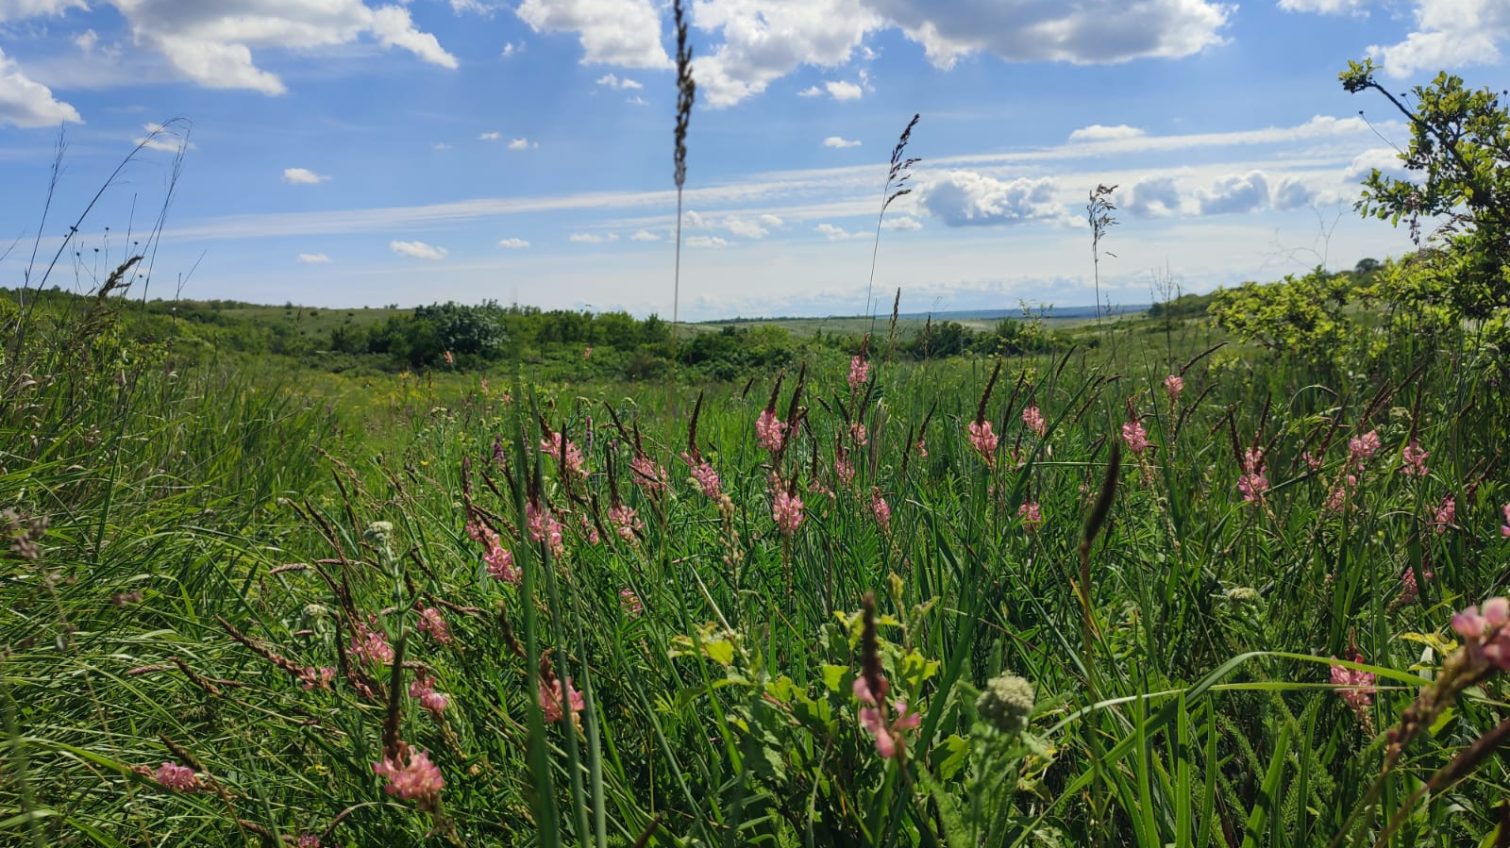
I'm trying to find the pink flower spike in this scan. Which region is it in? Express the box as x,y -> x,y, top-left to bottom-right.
539,677 -> 585,724
755,409 -> 787,452
1121,419 -> 1150,455
1348,430 -> 1381,468
848,355 -> 870,391
619,587 -> 644,616
485,541 -> 520,584
871,488 -> 892,532
772,489 -> 805,535
1501,503 -> 1510,537
526,502 -> 566,558
372,745 -> 444,805
1163,374 -> 1184,402
1018,501 -> 1042,532
416,606 -> 452,646
297,836 -> 321,848
154,762 -> 200,792
968,420 -> 998,463
1022,404 -> 1047,437
538,429 -> 587,479
683,453 -> 723,500
630,453 -> 667,493
1400,440 -> 1430,477
608,503 -> 642,542
1430,496 -> 1455,535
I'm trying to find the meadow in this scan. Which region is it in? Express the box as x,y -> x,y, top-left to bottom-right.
3,54 -> 1510,848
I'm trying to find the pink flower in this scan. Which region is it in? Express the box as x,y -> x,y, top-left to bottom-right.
485,541 -> 520,584
683,453 -> 722,499
1398,565 -> 1434,606
539,430 -> 586,479
1018,501 -> 1042,532
772,489 -> 805,535
1022,404 -> 1047,437
409,673 -> 449,717
914,437 -> 928,458
870,488 -> 891,532
619,587 -> 644,616
1502,504 -> 1510,538
297,836 -> 321,848
1164,374 -> 1184,402
154,762 -> 200,792
1453,598 -> 1510,670
298,666 -> 335,691
849,422 -> 869,447
526,503 -> 566,558
1401,440 -> 1430,477
853,676 -> 920,759
417,606 -> 452,646
540,677 -> 585,724
630,453 -> 667,493
1348,430 -> 1381,468
755,409 -> 787,452
848,354 -> 870,391
608,503 -> 641,542
350,620 -> 395,666
834,454 -> 856,488
1329,654 -> 1376,721
1121,419 -> 1150,455
372,745 -> 444,804
968,420 -> 998,463
1238,473 -> 1269,503
1430,496 -> 1455,534
578,513 -> 601,546
1304,450 -> 1325,471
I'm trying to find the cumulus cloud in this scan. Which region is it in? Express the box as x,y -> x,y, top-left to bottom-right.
815,223 -> 858,240
596,72 -> 643,89
693,0 -> 878,107
516,0 -> 670,68
508,137 -> 537,150
135,121 -> 195,151
920,171 -> 1064,226
282,167 -> 329,185
497,237 -> 530,248
797,85 -> 823,97
500,41 -> 522,56
1196,170 -> 1269,215
724,217 -> 772,238
825,80 -> 863,100
479,131 -> 502,140
1277,0 -> 1367,11
1068,123 -> 1145,143
823,135 -> 861,148
1270,176 -> 1316,210
1370,0 -> 1510,78
881,215 -> 923,231
630,229 -> 662,241
687,235 -> 731,247
390,239 -> 448,260
0,47 -> 81,128
1118,176 -> 1182,217
570,232 -> 619,243
1345,147 -> 1408,180
297,252 -> 331,263
74,29 -> 99,52
0,0 -> 84,21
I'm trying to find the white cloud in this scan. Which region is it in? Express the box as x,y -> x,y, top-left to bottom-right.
825,79 -> 863,100
758,213 -> 785,228
693,0 -> 879,107
1120,176 -> 1184,217
479,131 -> 502,141
1369,0 -> 1510,78
0,0 -> 84,21
516,0 -> 670,68
570,232 -> 619,243
725,217 -> 770,238
0,46 -> 81,128
83,1 -> 456,95
862,0 -> 1232,68
596,72 -> 643,89
797,85 -> 823,97
74,29 -> 99,52
297,252 -> 331,263
630,229 -> 662,241
501,41 -> 522,56
282,167 -> 329,185
433,142 -> 452,150
626,94 -> 648,105
497,237 -> 530,248
881,215 -> 922,230
1345,147 -> 1407,180
1068,123 -> 1145,143
390,239 -> 448,260
1196,170 -> 1270,215
816,222 -> 858,240
508,137 -> 537,150
920,171 -> 1065,226
687,235 -> 731,247
823,135 -> 861,148
1270,176 -> 1316,210
136,121 -> 193,152
1278,0 -> 1367,11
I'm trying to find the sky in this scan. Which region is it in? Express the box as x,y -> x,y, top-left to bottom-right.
0,0 -> 1507,320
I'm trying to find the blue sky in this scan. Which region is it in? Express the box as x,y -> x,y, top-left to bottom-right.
1,0 -> 1506,320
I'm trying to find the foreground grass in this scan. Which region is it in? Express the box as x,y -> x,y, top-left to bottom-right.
2,305 -> 1508,846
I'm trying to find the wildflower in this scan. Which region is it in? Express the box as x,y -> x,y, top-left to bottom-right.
682,453 -> 722,499
848,354 -> 870,391
976,672 -> 1035,736
443,350 -> 455,366
772,489 -> 805,535
372,744 -> 444,805
484,541 -> 519,584
619,587 -> 644,616
968,419 -> 998,463
416,606 -> 452,645
1451,597 -> 1510,670
539,430 -> 586,479
1022,404 -> 1047,437
630,453 -> 667,493
1163,374 -> 1184,402
297,836 -> 321,848
1430,496 -> 1455,534
578,513 -> 601,546
834,454 -> 856,488
870,488 -> 891,532
755,409 -> 786,452
350,621 -> 395,666
154,762 -> 200,792
1400,440 -> 1430,477
1121,418 -> 1150,455
539,677 -> 586,724
1347,430 -> 1381,468
298,666 -> 336,691
1018,501 -> 1042,532
608,503 -> 641,541
853,676 -> 921,760
1397,565 -> 1434,606
914,436 -> 928,458
1330,652 -> 1376,726
1502,504 -> 1510,538
526,502 -> 565,558
1238,447 -> 1268,503
1303,450 -> 1325,471
850,421 -> 869,447
409,673 -> 450,717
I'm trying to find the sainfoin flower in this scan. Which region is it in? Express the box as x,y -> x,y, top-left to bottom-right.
485,540 -> 520,584
968,419 -> 998,463
1451,597 -> 1510,670
848,354 -> 870,391
1348,430 -> 1381,467
1430,496 -> 1455,534
1164,374 -> 1184,402
409,673 -> 450,717
416,606 -> 452,646
1121,419 -> 1150,454
630,453 -> 667,493
1329,653 -> 1376,725
914,437 -> 928,458
1018,501 -> 1042,532
350,620 -> 395,665
526,502 -> 565,558
755,409 -> 786,452
853,676 -> 921,760
870,488 -> 891,532
578,512 -> 601,546
296,835 -> 321,848
772,489 -> 805,535
849,422 -> 869,447
372,744 -> 444,805
619,587 -> 644,616
1397,565 -> 1433,606
1400,440 -> 1430,477
298,666 -> 335,691
154,762 -> 200,792
683,453 -> 722,499
834,454 -> 856,487
1022,404 -> 1047,437
608,503 -> 641,541
539,429 -> 586,478
1238,448 -> 1268,503
1502,504 -> 1510,538
539,677 -> 586,724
